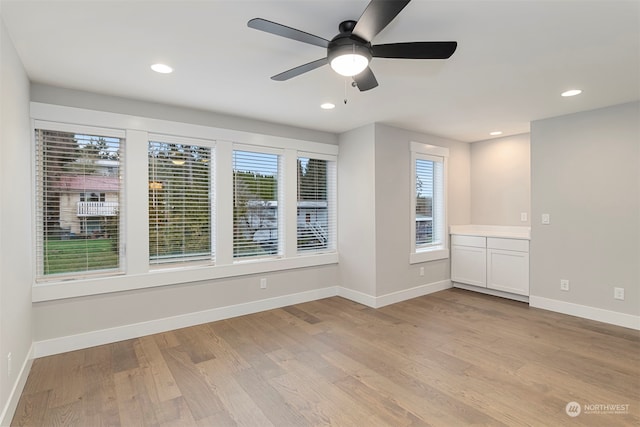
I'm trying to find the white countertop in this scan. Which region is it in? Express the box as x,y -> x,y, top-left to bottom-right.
449,224 -> 531,240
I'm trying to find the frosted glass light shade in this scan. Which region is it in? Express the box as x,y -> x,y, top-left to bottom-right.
330,54 -> 369,77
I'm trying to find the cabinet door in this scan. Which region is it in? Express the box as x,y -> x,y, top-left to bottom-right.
451,245 -> 487,287
487,249 -> 529,295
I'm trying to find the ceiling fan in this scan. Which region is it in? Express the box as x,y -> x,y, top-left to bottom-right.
248,0 -> 457,91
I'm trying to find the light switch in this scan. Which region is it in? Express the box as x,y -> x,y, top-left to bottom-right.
542,213 -> 550,225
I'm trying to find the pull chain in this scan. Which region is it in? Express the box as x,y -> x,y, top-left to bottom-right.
344,79 -> 348,105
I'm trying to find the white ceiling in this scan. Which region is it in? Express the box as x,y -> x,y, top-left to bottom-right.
2,0 -> 639,142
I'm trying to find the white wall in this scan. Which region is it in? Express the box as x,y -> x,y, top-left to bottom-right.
0,15 -> 33,424
470,133 -> 530,226
530,102 -> 639,323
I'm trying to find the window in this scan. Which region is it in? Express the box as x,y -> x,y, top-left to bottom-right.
410,142 -> 448,263
31,104 -> 339,301
35,125 -> 124,278
233,149 -> 281,258
148,138 -> 213,265
297,156 -> 337,253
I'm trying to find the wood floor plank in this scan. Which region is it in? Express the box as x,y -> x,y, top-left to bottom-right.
134,335 -> 182,403
160,346 -> 233,423
12,289 -> 640,426
81,360 -> 121,426
197,357 -> 274,427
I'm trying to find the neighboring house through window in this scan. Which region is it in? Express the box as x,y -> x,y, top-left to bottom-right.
297,155 -> 337,254
233,148 -> 281,258
34,125 -> 124,278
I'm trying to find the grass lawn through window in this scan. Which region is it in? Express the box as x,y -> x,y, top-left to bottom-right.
44,239 -> 118,275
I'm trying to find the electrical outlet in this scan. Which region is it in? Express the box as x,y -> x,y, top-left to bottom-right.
614,287 -> 625,300
560,279 -> 569,291
260,278 -> 267,289
520,212 -> 528,222
419,267 -> 424,277
7,353 -> 12,378
542,213 -> 550,225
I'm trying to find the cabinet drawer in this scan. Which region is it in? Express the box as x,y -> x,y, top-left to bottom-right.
451,235 -> 486,248
487,237 -> 529,252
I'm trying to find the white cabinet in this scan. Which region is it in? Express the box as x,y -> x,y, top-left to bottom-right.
486,238 -> 529,296
451,235 -> 486,287
451,233 -> 530,298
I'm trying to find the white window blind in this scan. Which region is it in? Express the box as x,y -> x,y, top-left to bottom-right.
297,156 -> 337,253
415,155 -> 444,249
233,149 -> 281,258
148,140 -> 213,265
35,127 -> 124,279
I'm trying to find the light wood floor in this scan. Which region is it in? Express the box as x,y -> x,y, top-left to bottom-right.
12,289 -> 640,426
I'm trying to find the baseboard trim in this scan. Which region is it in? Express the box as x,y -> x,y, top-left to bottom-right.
336,287 -> 377,307
338,280 -> 452,308
33,286 -> 339,358
529,295 -> 640,330
376,280 -> 452,308
0,344 -> 33,427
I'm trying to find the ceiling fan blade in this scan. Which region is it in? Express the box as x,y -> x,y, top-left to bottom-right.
352,0 -> 411,42
271,58 -> 329,81
373,41 -> 457,59
353,67 -> 379,91
248,18 -> 329,48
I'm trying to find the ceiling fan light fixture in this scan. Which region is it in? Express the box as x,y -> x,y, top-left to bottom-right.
328,42 -> 372,77
330,53 -> 369,77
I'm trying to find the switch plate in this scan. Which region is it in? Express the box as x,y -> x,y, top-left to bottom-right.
542,213 -> 550,225
560,279 -> 569,291
614,287 -> 625,300
260,278 -> 267,289
419,267 -> 425,277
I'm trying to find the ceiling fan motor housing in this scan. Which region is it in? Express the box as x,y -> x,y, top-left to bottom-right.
327,21 -> 373,65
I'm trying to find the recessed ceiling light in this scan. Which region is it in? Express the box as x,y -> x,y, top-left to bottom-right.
489,131 -> 503,136
151,63 -> 173,74
320,103 -> 335,110
561,89 -> 582,97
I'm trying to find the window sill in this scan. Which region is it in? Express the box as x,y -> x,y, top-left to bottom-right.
409,248 -> 449,264
32,252 -> 339,302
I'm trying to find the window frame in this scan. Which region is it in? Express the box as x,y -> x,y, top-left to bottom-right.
33,121 -> 126,281
148,133 -> 215,268
296,152 -> 337,255
232,146 -> 283,261
409,141 -> 449,264
30,103 -> 338,302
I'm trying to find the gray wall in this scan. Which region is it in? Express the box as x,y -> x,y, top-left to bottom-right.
24,88 -> 342,342
470,133 -> 530,225
374,124 -> 470,297
0,16 -> 33,422
337,124 -> 377,296
530,102 -> 639,316
338,123 -> 470,300
33,267 -> 338,342
31,83 -> 338,146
